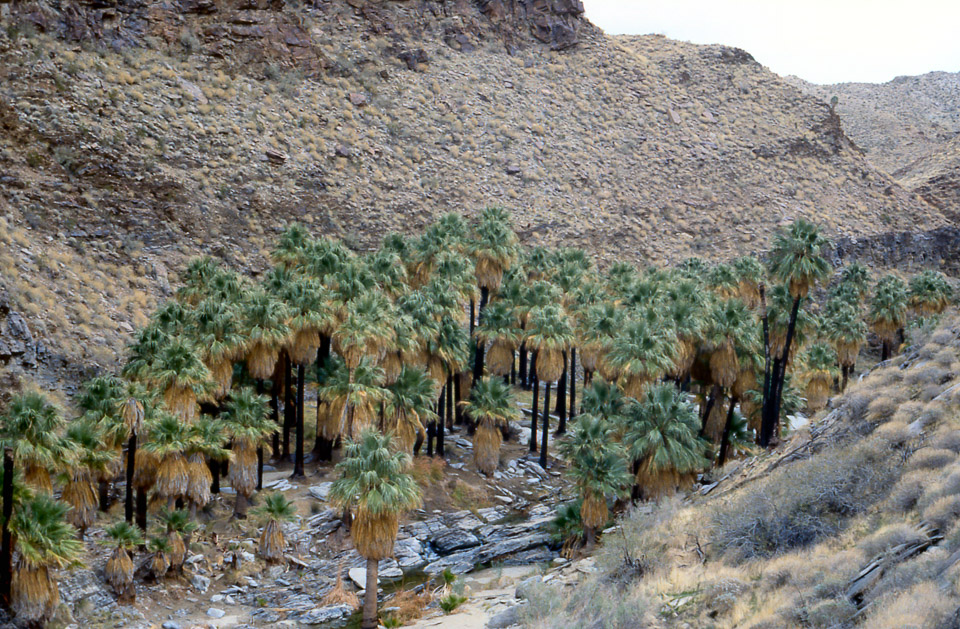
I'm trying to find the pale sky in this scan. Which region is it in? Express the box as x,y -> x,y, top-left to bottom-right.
583,1 -> 960,84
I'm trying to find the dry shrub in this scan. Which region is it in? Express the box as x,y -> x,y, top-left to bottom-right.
858,524 -> 925,558
519,575 -> 657,629
802,598 -> 858,628
866,574 -> 958,627
907,448 -> 957,472
922,495 -> 960,530
708,441 -> 896,561
867,395 -> 901,423
385,588 -> 431,624
890,400 -> 925,425
321,564 -> 360,609
843,389 -> 872,424
917,467 -> 960,512
701,578 -> 748,616
933,348 -> 956,367
888,470 -> 935,513
874,421 -> 914,449
931,429 -> 960,454
928,329 -> 957,347
411,457 -> 445,487
905,364 -> 950,389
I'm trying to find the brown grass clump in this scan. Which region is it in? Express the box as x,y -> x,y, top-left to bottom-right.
857,524 -> 925,558
907,448 -> 957,472
866,395 -> 900,423
921,495 -> 960,529
384,588 -> 431,624
865,582 -> 958,629
412,457 -> 446,488
320,564 -> 360,609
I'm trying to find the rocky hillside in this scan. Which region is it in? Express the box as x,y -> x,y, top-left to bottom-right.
894,135 -> 960,223
0,0 -> 949,382
794,71 -> 960,174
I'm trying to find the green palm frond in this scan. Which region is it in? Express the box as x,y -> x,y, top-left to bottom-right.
254,492 -> 297,523
768,218 -> 832,299
621,384 -> 708,476
329,429 -> 421,517
464,377 -> 517,429
222,387 -> 276,448
13,494 -> 84,570
102,521 -> 144,551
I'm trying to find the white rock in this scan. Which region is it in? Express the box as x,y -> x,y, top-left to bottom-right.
191,574 -> 210,593
308,483 -> 333,501
348,567 -> 369,590
206,608 -> 226,619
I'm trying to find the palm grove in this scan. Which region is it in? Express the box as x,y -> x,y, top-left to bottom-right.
0,210 -> 953,627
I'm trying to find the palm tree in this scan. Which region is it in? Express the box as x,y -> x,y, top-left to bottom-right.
141,412 -> 190,509
580,379 -> 626,422
240,287 -> 291,381
62,419 -> 116,538
526,304 -> 575,468
761,219 -> 831,447
158,509 -> 197,573
76,375 -> 126,511
319,357 -> 388,442
222,387 -> 275,518
474,301 -> 523,377
329,430 -> 421,629
426,314 -> 470,456
192,297 -> 244,400
149,337 -> 212,424
176,256 -> 223,305
838,262 -> 871,301
664,279 -> 708,384
621,384 -> 707,501
908,270 -> 954,316
254,493 -> 297,563
869,275 -> 908,361
0,392 -> 73,494
147,536 -> 172,580
103,521 -> 142,601
801,343 -> 839,412
119,386 -> 148,526
602,316 -> 677,399
464,377 -> 517,475
11,495 -> 83,625
558,415 -> 631,550
385,367 -> 438,455
185,417 -> 229,517
732,255 -> 765,309
701,298 -> 755,444
823,303 -> 867,390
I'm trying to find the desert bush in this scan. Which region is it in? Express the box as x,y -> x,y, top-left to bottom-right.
906,364 -> 951,389
874,421 -> 914,449
918,468 -> 960,512
858,523 -> 925,558
888,470 -> 935,513
922,495 -> 960,530
520,577 -> 657,629
891,400 -> 925,425
708,442 -> 896,561
865,568 -> 958,627
597,500 -> 684,580
907,447 -> 957,471
802,598 -> 858,628
867,395 -> 902,423
931,429 -> 960,454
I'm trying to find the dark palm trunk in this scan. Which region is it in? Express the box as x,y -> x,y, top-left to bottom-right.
510,350 -> 516,385
700,384 -> 721,438
584,526 -> 596,552
539,382 -> 551,469
841,364 -> 849,391
436,386 -> 446,458
519,339 -> 529,389
426,421 -> 435,457
362,557 -> 379,629
555,351 -> 568,434
311,337 -> 331,460
530,374 -> 539,452
472,287 -> 490,385
135,488 -> 148,532
881,341 -> 890,362
270,364 -> 281,459
210,457 -> 220,494
446,375 -> 454,429
569,348 -> 577,419
257,447 -> 264,490
292,363 -> 306,478
98,480 -> 110,512
469,299 -> 476,335
454,373 -> 464,426
770,297 -> 802,443
718,396 -> 738,466
282,352 -> 294,461
124,434 -> 136,524
1,448 -> 14,605
758,285 -> 772,446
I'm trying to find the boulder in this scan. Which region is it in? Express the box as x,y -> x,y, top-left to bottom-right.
299,605 -> 353,624
430,529 -> 481,554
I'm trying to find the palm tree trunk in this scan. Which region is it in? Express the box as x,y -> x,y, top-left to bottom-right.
555,351 -> 568,434
362,557 -> 379,629
841,364 -> 849,391
759,284 -> 772,446
234,492 -> 249,519
519,340 -> 528,389
293,363 -> 306,478
210,457 -> 220,494
700,384 -> 721,438
283,351 -> 294,461
426,421 -> 435,457
769,297 -> 802,445
312,336 -> 332,460
436,386 -> 446,459
584,525 -> 596,552
446,375 -> 454,430
125,434 -> 136,524
0,448 -> 13,605
472,287 -> 489,385
257,447 -> 264,491
510,350 -> 516,385
469,299 -> 476,335
569,348 -> 577,419
881,340 -> 890,362
718,396 -> 737,466
98,479 -> 110,512
454,373 -> 464,426
539,382 -> 551,469
530,373 -> 539,453
136,488 -> 148,532
271,362 -> 281,459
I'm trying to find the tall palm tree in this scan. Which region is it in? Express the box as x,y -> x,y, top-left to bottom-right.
732,255 -> 765,309
761,219 -> 831,447
254,493 -> 297,563
185,417 -> 229,517
0,392 -> 73,494
176,256 -> 222,306
76,375 -> 126,512
329,430 -> 421,629
103,521 -> 142,601
141,412 -> 190,509
426,314 -> 470,457
838,262 -> 871,301
601,316 -> 677,400
558,414 -> 631,549
823,302 -> 867,390
222,387 -> 275,518
621,384 -> 707,501
464,377 -> 517,475
240,287 -> 291,382
801,343 -> 839,412
908,270 -> 954,316
11,495 -> 83,626
192,297 -> 244,401
385,367 -> 438,455
149,337 -> 211,424
62,419 -> 116,538
869,275 -> 909,361
474,301 -> 523,377
319,357 -> 388,442
526,305 -> 574,468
